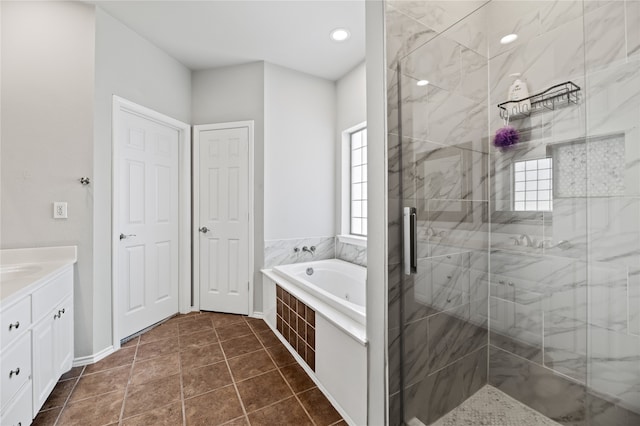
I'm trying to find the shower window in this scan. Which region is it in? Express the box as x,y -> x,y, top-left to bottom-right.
513,158 -> 553,211
350,127 -> 367,236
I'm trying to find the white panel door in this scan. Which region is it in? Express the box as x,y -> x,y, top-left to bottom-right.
117,110 -> 180,338
199,127 -> 249,314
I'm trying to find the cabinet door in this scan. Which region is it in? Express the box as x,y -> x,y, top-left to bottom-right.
53,296 -> 74,376
1,381 -> 32,426
32,317 -> 56,416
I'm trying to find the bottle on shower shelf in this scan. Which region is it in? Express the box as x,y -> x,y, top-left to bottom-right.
508,73 -> 531,116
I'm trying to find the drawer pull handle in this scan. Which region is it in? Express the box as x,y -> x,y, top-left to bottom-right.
9,367 -> 20,378
8,321 -> 20,330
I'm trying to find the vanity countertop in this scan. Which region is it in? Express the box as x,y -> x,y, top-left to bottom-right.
1,246 -> 77,305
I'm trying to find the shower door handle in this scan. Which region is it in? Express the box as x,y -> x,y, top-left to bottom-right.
403,207 -> 417,275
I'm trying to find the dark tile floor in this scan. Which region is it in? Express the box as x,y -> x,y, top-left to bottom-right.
33,312 -> 346,426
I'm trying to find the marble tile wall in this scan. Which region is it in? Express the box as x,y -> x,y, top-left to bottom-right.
264,236 -> 368,269
335,240 -> 367,267
485,0 -> 640,422
386,2 -> 490,424
387,0 -> 640,424
263,237 -> 366,269
263,236 -> 335,268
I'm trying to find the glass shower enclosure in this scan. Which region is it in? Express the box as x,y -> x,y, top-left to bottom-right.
386,1 -> 640,425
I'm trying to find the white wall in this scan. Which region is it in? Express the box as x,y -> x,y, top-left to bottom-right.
365,1 -> 388,423
337,62 -> 367,134
264,62 -> 336,240
1,1 -> 96,357
191,62 -> 265,312
336,62 -> 367,234
92,7 -> 191,355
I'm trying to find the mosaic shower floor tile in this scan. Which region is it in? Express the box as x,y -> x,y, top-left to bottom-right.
429,385 -> 562,426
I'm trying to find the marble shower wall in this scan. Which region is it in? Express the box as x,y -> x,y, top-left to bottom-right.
584,0 -> 640,418
485,1 -> 640,424
386,2 -> 490,424
386,1 -> 640,425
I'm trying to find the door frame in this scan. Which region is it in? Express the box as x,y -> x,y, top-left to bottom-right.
193,121 -> 255,316
111,96 -> 192,350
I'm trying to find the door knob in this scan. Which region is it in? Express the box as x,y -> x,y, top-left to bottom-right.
120,233 -> 136,240
199,227 -> 209,234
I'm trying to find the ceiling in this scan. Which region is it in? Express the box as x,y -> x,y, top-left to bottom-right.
93,0 -> 366,81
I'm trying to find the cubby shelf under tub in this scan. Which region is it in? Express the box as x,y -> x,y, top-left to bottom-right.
498,81 -> 581,120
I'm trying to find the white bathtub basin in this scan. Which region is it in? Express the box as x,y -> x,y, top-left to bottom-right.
273,259 -> 366,325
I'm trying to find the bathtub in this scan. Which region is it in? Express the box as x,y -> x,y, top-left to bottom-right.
261,259 -> 367,425
272,259 -> 366,326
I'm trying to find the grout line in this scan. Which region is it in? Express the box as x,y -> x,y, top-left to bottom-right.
489,344 -> 586,385
220,415 -> 251,425
51,365 -> 85,426
250,319 -> 318,426
118,335 -> 140,425
122,315 -> 198,424
217,316 -> 252,426
178,327 -> 188,426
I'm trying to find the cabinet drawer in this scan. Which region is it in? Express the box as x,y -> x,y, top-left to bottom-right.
0,380 -> 32,426
32,268 -> 73,321
0,297 -> 31,348
1,332 -> 31,410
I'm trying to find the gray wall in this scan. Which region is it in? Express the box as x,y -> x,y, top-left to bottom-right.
336,62 -> 367,139
1,1 -> 96,357
1,3 -> 193,358
335,61 -> 368,266
191,62 -> 265,312
264,62 -> 336,240
336,61 -> 367,233
93,8 -> 192,354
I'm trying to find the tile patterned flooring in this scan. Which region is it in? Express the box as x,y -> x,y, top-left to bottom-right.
32,312 -> 346,426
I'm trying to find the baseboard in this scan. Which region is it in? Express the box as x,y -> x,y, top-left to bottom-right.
250,311 -> 264,319
72,345 -> 115,367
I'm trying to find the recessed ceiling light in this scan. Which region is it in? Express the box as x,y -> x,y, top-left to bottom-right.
417,80 -> 429,87
500,33 -> 518,45
330,28 -> 351,42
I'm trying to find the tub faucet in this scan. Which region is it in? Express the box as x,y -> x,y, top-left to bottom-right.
302,246 -> 316,254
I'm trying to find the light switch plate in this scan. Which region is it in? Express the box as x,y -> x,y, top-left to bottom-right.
53,202 -> 68,219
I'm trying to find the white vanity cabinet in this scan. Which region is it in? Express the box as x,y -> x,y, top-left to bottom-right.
31,269 -> 74,416
0,246 -> 76,426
